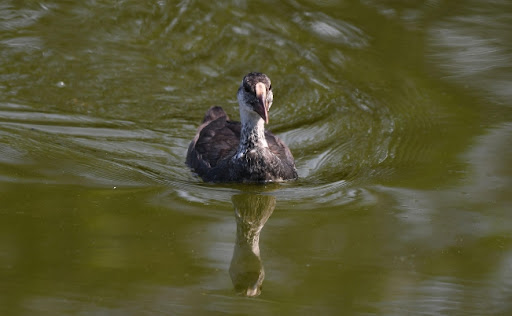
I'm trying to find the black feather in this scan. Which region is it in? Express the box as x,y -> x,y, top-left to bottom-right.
186,106 -> 298,182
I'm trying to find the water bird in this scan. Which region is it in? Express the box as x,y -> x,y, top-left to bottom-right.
186,72 -> 298,182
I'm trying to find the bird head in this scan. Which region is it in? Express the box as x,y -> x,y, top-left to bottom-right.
237,72 -> 273,124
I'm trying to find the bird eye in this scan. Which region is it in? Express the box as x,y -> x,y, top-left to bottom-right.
244,84 -> 251,92
269,84 -> 272,90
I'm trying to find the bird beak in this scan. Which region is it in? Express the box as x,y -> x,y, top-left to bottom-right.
254,82 -> 269,124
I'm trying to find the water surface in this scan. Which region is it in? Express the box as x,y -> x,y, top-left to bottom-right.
1,1 -> 511,315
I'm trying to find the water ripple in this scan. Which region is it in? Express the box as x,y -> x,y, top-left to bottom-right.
292,12 -> 369,48
0,1 -> 485,210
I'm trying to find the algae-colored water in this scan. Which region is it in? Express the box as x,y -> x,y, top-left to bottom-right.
1,1 -> 511,315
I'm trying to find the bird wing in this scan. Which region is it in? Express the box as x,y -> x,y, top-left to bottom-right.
265,130 -> 296,166
187,115 -> 240,172
202,106 -> 229,124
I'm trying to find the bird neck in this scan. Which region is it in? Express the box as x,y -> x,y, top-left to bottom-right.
236,108 -> 268,157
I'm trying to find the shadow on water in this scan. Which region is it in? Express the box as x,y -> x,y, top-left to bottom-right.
229,192 -> 276,297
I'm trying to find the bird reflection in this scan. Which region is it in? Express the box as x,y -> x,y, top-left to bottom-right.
229,193 -> 276,297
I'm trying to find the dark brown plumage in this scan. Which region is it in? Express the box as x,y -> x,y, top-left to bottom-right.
186,73 -> 298,183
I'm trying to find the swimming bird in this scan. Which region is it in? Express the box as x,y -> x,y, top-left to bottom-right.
186,72 -> 298,182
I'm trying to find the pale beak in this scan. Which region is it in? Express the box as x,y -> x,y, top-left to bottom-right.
254,82 -> 269,124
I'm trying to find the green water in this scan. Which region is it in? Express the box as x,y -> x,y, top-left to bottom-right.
1,1 -> 511,315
